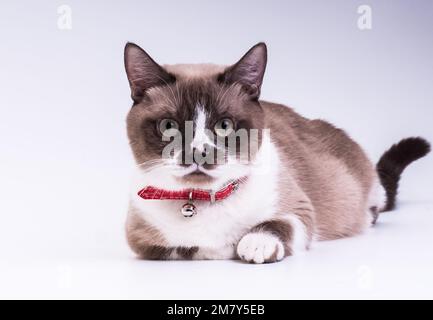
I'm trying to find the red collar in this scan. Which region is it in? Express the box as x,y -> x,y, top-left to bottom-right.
137,178 -> 245,204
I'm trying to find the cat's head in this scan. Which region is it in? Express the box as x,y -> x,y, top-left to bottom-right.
124,43 -> 268,188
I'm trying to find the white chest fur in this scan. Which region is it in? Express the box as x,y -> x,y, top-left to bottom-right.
130,134 -> 281,250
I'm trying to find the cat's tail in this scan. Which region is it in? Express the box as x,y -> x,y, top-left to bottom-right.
377,137 -> 430,212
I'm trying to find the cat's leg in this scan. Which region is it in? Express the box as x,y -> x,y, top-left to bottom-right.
367,176 -> 387,225
235,163 -> 316,263
236,212 -> 313,264
126,205 -> 177,260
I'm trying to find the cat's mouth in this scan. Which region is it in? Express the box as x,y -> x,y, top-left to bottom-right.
174,163 -> 217,183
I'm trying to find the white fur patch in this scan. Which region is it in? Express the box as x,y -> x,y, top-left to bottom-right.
194,245 -> 236,260
286,214 -> 308,254
237,232 -> 284,264
367,176 -> 387,225
191,104 -> 215,152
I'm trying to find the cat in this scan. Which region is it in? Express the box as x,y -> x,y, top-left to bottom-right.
123,42 -> 430,263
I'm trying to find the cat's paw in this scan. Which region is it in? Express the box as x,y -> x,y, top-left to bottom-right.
237,232 -> 285,264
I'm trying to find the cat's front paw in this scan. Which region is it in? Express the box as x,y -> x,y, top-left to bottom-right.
237,232 -> 285,264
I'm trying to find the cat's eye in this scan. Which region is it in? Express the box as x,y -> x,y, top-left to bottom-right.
214,118 -> 234,137
159,119 -> 179,136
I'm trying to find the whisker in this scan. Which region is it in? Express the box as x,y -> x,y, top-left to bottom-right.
136,159 -> 172,173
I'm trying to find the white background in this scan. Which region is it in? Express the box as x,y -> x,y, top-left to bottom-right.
0,1 -> 432,299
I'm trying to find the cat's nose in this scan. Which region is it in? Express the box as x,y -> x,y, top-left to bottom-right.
196,147 -> 208,159
192,146 -> 210,164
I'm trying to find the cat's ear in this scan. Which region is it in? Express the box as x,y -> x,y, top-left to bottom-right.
218,42 -> 267,100
124,42 -> 175,102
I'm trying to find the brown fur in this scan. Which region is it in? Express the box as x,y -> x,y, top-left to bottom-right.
264,102 -> 375,240
377,137 -> 430,211
176,247 -> 199,260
